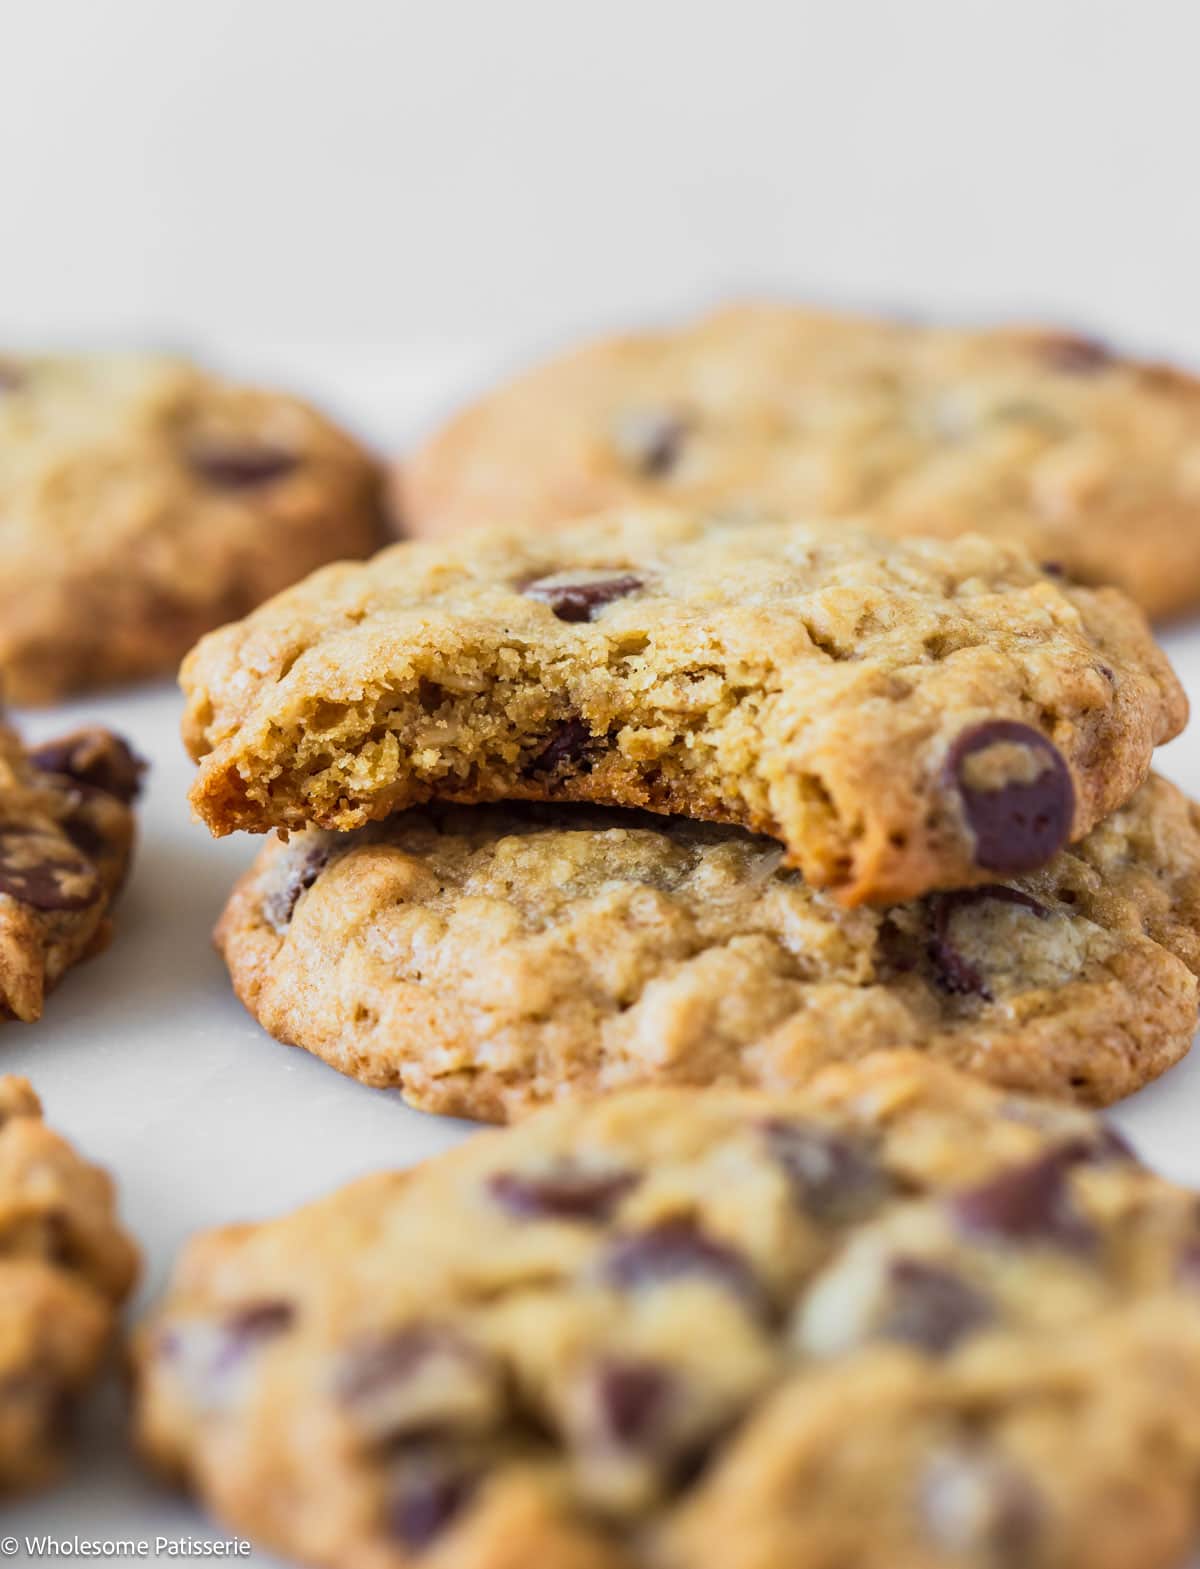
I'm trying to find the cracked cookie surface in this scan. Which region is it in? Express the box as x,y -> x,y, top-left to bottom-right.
0,352 -> 383,703
0,1076 -> 138,1492
0,722 -> 141,1023
216,776 -> 1200,1119
183,509 -> 1184,905
400,304 -> 1200,619
133,1053 -> 1200,1568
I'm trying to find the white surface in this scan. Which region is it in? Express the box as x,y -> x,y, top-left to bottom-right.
5,2 -> 1200,368
5,352 -> 1200,1568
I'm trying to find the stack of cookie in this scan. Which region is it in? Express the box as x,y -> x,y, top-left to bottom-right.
196,505 -> 1198,1118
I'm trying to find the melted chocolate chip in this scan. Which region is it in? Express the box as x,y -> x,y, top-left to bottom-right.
521,574 -> 643,623
524,717 -> 596,775
878,1258 -> 995,1355
214,1301 -> 295,1366
944,721 -> 1074,873
762,1119 -> 891,1223
30,732 -> 145,804
590,1357 -> 675,1447
488,1166 -> 639,1223
920,1446 -> 1042,1561
1040,334 -> 1113,375
602,1218 -> 765,1312
0,360 -> 25,393
926,885 -> 1049,999
264,844 -> 334,930
388,1452 -> 477,1550
614,408 -> 691,477
187,443 -> 298,488
0,830 -> 99,912
336,1325 -> 472,1409
951,1140 -> 1099,1250
1177,1238 -> 1200,1287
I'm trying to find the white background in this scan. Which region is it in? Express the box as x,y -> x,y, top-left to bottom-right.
6,3 -> 1200,1564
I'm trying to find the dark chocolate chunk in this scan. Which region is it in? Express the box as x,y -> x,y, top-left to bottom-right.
877,1257 -> 995,1355
602,1218 -> 765,1313
926,885 -> 1049,999
30,731 -> 145,804
524,717 -> 596,775
336,1325 -> 475,1410
264,844 -> 334,930
388,1451 -> 477,1550
944,721 -> 1074,873
951,1140 -> 1099,1250
522,574 -> 643,623
488,1166 -> 639,1223
614,408 -> 691,477
1039,333 -> 1113,375
762,1119 -> 890,1223
187,442 -> 298,488
0,829 -> 99,912
589,1357 -> 675,1448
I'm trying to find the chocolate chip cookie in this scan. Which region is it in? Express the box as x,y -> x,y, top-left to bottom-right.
215,775 -> 1200,1119
1,1075 -> 138,1491
0,721 -> 140,1022
0,352 -> 383,703
132,1052 -> 1200,1568
399,304 -> 1200,619
182,509 -> 1184,905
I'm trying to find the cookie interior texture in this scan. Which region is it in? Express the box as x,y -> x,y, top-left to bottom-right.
0,723 -> 142,1022
399,304 -> 1200,620
0,352 -> 384,703
0,1076 -> 139,1492
133,1054 -> 1200,1568
216,777 -> 1200,1120
182,511 -> 1184,907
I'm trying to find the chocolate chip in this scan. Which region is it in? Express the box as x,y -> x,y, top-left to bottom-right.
613,408 -> 691,477
521,574 -> 643,623
602,1218 -> 765,1313
211,1300 -> 295,1371
1177,1238 -> 1200,1287
589,1357 -> 675,1448
761,1120 -> 891,1223
336,1326 -> 467,1408
951,1140 -> 1098,1250
524,717 -> 596,776
0,829 -> 100,912
488,1166 -> 639,1223
0,360 -> 25,393
920,1446 -> 1041,1561
926,885 -> 1049,999
944,721 -> 1074,873
187,442 -> 298,488
1040,333 -> 1113,375
877,1258 -> 995,1355
388,1451 -> 477,1550
31,731 -> 145,804
264,844 -> 334,930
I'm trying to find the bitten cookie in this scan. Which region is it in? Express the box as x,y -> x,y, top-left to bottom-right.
0,1076 -> 138,1492
400,304 -> 1200,619
1,723 -> 141,1022
182,509 -> 1185,906
0,352 -> 383,703
215,777 -> 1200,1119
133,1053 -> 1200,1568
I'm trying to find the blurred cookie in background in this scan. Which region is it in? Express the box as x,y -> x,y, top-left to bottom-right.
0,721 -> 141,1023
0,353 -> 384,704
0,1075 -> 138,1493
398,305 -> 1200,619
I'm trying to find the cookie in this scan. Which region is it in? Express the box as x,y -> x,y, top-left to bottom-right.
1,722 -> 141,1022
0,352 -> 383,704
399,304 -> 1200,619
182,508 -> 1185,906
215,777 -> 1200,1120
0,1076 -> 138,1491
132,1052 -> 1200,1568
